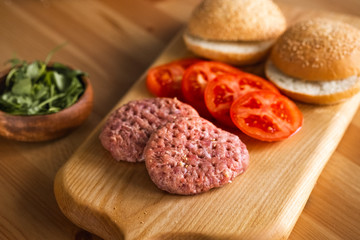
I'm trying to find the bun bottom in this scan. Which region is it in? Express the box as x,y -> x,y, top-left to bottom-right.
183,32 -> 274,66
265,60 -> 360,105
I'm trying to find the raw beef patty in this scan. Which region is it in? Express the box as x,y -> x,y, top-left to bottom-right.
99,98 -> 199,162
144,117 -> 249,195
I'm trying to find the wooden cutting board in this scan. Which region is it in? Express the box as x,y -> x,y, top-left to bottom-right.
54,6 -> 360,240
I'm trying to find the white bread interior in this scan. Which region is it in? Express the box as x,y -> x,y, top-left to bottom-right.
184,32 -> 275,66
265,60 -> 360,104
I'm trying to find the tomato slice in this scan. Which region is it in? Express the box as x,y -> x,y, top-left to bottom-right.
146,58 -> 201,99
181,61 -> 243,116
204,73 -> 280,127
175,58 -> 202,69
230,91 -> 303,141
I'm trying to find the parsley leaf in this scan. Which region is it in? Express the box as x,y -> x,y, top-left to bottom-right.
0,45 -> 86,115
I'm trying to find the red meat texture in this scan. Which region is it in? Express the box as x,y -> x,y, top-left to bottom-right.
99,98 -> 199,162
145,117 -> 249,195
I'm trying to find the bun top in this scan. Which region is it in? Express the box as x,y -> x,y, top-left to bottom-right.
187,0 -> 286,41
271,18 -> 360,81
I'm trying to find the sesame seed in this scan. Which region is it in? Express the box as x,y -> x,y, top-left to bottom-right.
273,18 -> 360,73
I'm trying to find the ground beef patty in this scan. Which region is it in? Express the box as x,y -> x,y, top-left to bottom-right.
99,98 -> 199,162
144,117 -> 249,195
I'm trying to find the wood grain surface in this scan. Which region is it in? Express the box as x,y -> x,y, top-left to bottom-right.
0,0 -> 359,240
53,8 -> 360,240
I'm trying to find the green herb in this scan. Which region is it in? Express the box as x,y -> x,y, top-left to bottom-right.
0,46 -> 86,115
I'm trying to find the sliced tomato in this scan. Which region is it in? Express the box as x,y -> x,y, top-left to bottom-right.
204,73 -> 279,127
230,91 -> 303,141
181,61 -> 243,116
146,58 -> 201,99
175,58 -> 202,69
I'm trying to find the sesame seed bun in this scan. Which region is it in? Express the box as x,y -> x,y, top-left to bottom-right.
270,18 -> 360,81
187,0 -> 286,42
184,0 -> 286,65
183,32 -> 274,65
265,60 -> 360,105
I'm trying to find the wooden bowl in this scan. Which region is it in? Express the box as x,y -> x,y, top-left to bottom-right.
0,66 -> 94,142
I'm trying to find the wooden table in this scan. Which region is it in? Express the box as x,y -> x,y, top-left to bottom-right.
0,0 -> 359,239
